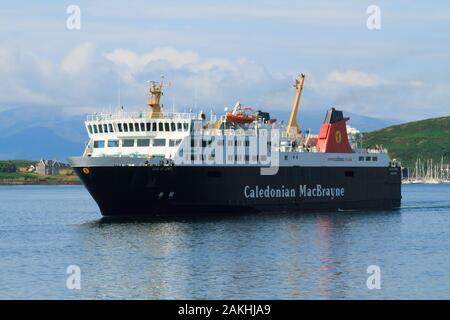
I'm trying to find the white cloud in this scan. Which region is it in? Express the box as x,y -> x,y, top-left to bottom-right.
104,47 -> 199,70
61,43 -> 95,75
102,47 -> 276,110
104,47 -> 241,75
0,44 -> 449,123
0,47 -> 17,73
327,70 -> 383,87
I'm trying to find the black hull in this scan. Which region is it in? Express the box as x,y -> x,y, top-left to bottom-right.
73,165 -> 402,217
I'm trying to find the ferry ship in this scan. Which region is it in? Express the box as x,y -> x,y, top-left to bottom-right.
68,74 -> 401,216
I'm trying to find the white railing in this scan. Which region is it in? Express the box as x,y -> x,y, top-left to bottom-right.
87,112 -> 198,122
355,148 -> 388,154
201,128 -> 284,137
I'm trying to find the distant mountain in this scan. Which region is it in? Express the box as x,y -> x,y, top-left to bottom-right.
0,107 -> 86,161
269,109 -> 399,132
0,127 -> 84,162
363,116 -> 450,168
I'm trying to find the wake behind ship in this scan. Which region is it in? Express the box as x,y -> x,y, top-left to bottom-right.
68,74 -> 401,216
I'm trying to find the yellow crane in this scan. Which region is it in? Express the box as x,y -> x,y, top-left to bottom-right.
286,73 -> 305,139
147,78 -> 167,119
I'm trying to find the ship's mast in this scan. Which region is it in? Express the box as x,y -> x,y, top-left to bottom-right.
287,73 -> 305,139
148,78 -> 167,119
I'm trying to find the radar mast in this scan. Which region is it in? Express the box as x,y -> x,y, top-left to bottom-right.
148,77 -> 168,118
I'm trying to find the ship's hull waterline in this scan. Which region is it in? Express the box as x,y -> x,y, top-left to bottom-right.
72,163 -> 402,217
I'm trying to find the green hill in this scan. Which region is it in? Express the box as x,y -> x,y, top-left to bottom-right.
363,116 -> 450,169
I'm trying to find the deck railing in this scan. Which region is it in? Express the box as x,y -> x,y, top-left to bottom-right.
86,112 -> 198,122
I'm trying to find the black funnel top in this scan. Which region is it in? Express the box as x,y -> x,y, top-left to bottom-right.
323,108 -> 344,124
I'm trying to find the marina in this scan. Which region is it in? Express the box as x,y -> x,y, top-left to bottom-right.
403,158 -> 450,184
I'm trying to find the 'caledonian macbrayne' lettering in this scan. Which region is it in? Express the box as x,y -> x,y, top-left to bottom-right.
244,185 -> 345,199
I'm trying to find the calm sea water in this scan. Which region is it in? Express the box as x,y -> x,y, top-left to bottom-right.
0,184 -> 449,299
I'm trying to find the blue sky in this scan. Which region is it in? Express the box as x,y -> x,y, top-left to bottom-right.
1,0 -> 449,121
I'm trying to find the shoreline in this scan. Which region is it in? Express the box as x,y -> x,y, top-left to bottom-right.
0,179 -> 81,185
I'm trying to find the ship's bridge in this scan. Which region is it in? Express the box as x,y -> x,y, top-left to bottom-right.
84,111 -> 199,158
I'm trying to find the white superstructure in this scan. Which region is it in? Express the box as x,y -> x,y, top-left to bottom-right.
80,78 -> 396,169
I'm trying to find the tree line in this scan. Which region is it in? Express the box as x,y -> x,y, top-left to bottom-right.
0,161 -> 17,173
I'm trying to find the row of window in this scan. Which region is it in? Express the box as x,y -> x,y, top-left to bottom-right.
359,156 -> 378,161
280,155 -> 378,161
88,121 -> 190,134
186,154 -> 269,162
93,139 -> 182,148
284,155 -> 300,160
190,139 -> 270,148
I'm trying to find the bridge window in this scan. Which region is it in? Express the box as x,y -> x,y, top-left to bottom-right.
183,123 -> 189,131
140,123 -> 145,131
123,123 -> 128,132
103,124 -> 108,133
158,123 -> 163,131
118,123 -> 123,132
93,125 -> 98,134
177,123 -> 182,131
107,140 -> 119,148
87,125 -> 93,134
122,139 -> 134,147
165,123 -> 170,132
372,156 -> 378,161
129,123 -> 134,132
152,122 -> 157,131
134,123 -> 139,132
146,122 -> 151,131
98,125 -> 103,133
137,139 -> 150,147
93,140 -> 105,148
365,156 -> 371,161
359,156 -> 364,161
153,139 -> 166,147
169,139 -> 181,147
171,122 -> 176,131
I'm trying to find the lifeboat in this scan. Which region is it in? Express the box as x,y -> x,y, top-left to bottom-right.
225,113 -> 256,123
225,102 -> 256,123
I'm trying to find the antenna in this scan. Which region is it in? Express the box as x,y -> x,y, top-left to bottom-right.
194,86 -> 198,110
118,74 -> 121,109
